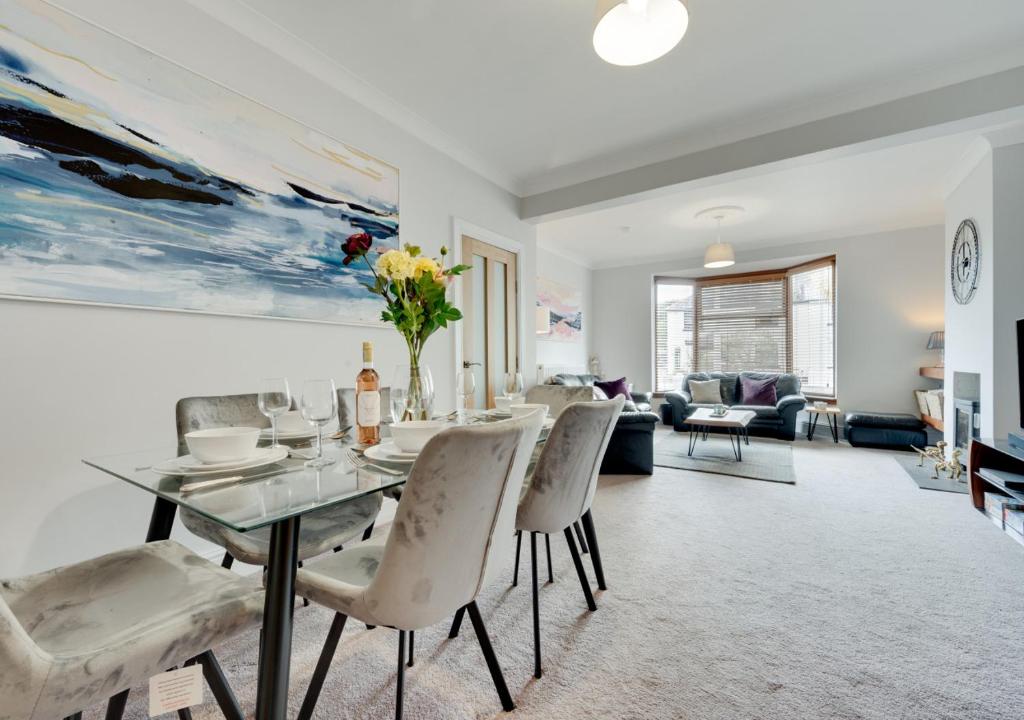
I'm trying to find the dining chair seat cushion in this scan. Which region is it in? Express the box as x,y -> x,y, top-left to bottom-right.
0,540 -> 263,720
180,492 -> 382,566
291,543 -> 386,621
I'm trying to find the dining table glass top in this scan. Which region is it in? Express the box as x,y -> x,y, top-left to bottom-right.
83,410 -> 549,533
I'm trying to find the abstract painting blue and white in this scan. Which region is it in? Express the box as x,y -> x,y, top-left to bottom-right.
0,1 -> 398,325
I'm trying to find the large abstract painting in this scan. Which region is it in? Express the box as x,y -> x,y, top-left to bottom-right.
0,1 -> 398,325
537,277 -> 582,342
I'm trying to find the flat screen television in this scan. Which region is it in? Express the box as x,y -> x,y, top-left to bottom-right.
1012,319 -> 1024,452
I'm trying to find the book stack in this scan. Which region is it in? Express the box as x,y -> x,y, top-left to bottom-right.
979,468 -> 1024,547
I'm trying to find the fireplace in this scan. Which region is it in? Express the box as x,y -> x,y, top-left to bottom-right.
954,399 -> 980,450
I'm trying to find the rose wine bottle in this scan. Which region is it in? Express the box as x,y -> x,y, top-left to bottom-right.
356,341 -> 381,445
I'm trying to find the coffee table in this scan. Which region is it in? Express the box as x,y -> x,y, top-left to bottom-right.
683,408 -> 756,461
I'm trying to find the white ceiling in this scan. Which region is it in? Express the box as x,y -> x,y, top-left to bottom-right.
536,133 -> 973,268
234,0 -> 1024,193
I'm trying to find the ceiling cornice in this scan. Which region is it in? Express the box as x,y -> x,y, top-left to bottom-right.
184,0 -> 523,195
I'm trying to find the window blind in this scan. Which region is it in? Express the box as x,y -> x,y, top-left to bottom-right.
789,262 -> 835,396
696,276 -> 787,374
654,278 -> 694,392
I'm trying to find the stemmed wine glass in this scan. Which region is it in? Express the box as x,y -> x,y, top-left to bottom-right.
504,371 -> 524,399
456,369 -> 476,421
258,377 -> 291,449
300,379 -> 338,468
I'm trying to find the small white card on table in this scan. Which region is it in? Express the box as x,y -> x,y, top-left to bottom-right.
149,664 -> 204,717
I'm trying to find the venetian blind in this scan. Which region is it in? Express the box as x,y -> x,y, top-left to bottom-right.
789,261 -> 835,396
654,278 -> 695,392
696,276 -> 787,373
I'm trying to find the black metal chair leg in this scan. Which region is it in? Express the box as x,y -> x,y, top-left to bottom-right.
105,689 -> 129,720
221,552 -> 234,570
573,521 -> 589,554
512,530 -> 522,586
564,527 -> 597,611
362,521 -> 375,541
545,533 -> 554,583
197,651 -> 244,720
177,708 -> 193,720
531,532 -> 542,678
580,510 -> 606,591
66,714 -> 82,720
333,545 -> 343,552
297,612 -> 348,720
408,630 -> 415,667
396,630 -> 407,720
448,605 -> 466,638
466,601 -> 515,712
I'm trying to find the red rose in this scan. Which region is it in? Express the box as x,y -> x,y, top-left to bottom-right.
341,232 -> 372,264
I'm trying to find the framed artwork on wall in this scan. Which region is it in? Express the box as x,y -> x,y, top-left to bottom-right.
537,277 -> 582,343
0,0 -> 399,325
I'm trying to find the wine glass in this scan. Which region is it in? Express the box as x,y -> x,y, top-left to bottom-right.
504,371 -> 524,400
456,370 -> 476,421
300,379 -> 338,468
390,386 -> 408,425
258,377 -> 291,449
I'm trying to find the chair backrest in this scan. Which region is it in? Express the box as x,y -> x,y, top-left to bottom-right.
364,419 -> 526,629
525,385 -> 593,416
549,373 -> 600,387
337,387 -> 392,428
175,393 -> 271,454
0,589 -> 51,719
517,397 -> 624,535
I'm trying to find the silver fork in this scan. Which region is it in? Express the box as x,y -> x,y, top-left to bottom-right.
344,449 -> 404,476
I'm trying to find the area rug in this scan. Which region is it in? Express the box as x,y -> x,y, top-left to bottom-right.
893,452 -> 969,494
654,432 -> 796,484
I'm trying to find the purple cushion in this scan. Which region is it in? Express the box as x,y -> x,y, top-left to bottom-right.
739,375 -> 779,406
594,376 -> 630,401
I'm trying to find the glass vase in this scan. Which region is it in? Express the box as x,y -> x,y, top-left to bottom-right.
392,363 -> 434,421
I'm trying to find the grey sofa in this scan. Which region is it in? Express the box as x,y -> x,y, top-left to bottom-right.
547,373 -> 653,412
664,371 -> 806,441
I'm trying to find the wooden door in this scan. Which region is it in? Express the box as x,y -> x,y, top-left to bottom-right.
460,235 -> 519,409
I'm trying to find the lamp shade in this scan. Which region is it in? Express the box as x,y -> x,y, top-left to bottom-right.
536,306 -> 551,335
927,331 -> 945,350
703,242 -> 735,269
593,0 -> 689,67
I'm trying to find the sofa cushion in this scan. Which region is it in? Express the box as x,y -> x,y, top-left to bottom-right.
845,411 -> 925,430
739,374 -> 779,405
595,376 -> 630,401
716,373 -> 741,405
689,378 -> 722,404
731,404 -> 782,420
550,373 -> 599,387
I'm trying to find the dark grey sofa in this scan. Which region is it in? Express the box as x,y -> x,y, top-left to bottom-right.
664,371 -> 806,441
547,373 -> 653,412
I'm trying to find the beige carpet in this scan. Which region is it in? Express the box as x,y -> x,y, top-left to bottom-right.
105,438 -> 1024,719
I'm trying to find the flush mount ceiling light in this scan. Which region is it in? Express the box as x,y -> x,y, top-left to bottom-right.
593,0 -> 689,67
696,205 -> 744,269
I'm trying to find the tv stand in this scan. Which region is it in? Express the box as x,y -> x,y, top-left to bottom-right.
968,438 -> 1024,513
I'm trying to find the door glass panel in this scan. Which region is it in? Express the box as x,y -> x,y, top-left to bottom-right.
472,253 -> 487,408
492,261 -> 507,399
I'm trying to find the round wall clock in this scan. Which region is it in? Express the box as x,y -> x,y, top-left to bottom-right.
951,219 -> 980,305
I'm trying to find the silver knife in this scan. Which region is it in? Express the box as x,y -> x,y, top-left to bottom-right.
179,464 -> 305,494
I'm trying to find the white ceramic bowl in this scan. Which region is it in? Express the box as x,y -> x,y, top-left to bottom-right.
276,410 -> 311,433
510,403 -> 548,419
185,427 -> 261,464
494,395 -> 512,412
389,420 -> 447,453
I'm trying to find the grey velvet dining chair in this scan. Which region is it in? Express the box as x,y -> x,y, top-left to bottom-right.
175,393 -> 382,570
0,540 -> 263,720
291,410 -> 546,720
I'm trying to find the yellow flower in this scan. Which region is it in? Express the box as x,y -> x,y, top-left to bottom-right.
376,249 -> 416,281
413,256 -> 440,279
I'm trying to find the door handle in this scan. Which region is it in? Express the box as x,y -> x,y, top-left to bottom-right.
462,361 -> 482,368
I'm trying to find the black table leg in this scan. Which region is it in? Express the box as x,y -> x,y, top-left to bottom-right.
807,413 -> 819,441
255,516 -> 301,720
145,497 -> 178,542
828,414 -> 839,443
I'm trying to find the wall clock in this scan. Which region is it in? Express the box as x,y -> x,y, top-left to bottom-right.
951,219 -> 980,305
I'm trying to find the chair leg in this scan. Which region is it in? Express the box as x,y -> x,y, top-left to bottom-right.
448,605 -> 466,639
333,545 -> 343,552
580,510 -> 606,591
362,521 -> 375,541
197,651 -> 244,720
298,612 -> 349,720
573,521 -> 589,554
105,689 -> 129,720
545,533 -> 554,583
564,527 -> 597,611
177,709 -> 193,720
512,529 -> 522,586
297,560 -> 310,607
65,713 -> 82,720
408,630 -> 415,667
396,630 -> 407,720
221,552 -> 234,570
531,532 -> 542,679
466,601 -> 515,712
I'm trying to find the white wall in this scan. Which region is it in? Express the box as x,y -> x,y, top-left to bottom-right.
992,143 -> 1024,438
0,1 -> 537,576
589,226 -> 945,414
534,247 -> 592,378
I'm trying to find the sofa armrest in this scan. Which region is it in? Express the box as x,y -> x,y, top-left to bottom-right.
629,390 -> 653,405
616,411 -> 660,427
776,393 -> 806,410
664,390 -> 692,429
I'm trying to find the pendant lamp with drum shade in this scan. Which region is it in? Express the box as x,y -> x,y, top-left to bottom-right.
593,0 -> 689,66
696,205 -> 744,269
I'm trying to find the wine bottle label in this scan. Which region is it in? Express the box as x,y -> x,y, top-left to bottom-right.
357,390 -> 381,427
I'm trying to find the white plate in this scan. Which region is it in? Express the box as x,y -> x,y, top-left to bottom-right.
485,408 -> 512,418
260,427 -> 317,440
154,447 -> 289,477
364,441 -> 419,464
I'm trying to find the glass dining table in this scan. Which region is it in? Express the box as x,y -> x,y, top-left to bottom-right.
82,411 -> 548,720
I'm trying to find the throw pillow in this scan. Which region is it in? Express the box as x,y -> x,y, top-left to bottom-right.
592,385 -> 609,400
689,378 -> 723,404
594,376 -> 630,401
739,375 -> 779,406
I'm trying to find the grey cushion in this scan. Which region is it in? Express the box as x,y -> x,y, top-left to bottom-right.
689,378 -> 723,404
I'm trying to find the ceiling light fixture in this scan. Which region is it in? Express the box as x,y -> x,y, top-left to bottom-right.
593,0 -> 689,67
696,205 -> 744,269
